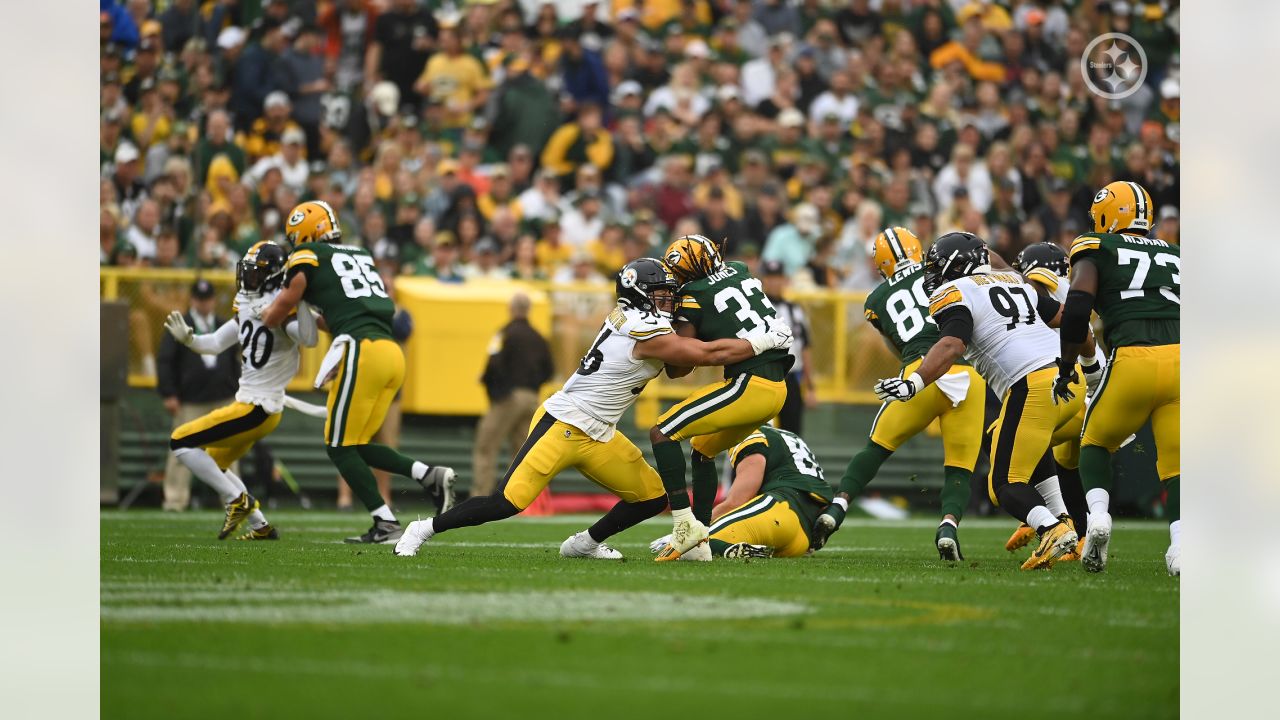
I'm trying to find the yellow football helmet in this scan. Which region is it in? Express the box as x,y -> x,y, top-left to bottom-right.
663,234 -> 724,285
1089,180 -> 1153,234
872,226 -> 923,279
285,200 -> 342,245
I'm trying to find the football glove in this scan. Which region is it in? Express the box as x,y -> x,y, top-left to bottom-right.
874,372 -> 924,402
164,311 -> 194,346
1052,358 -> 1079,404
747,317 -> 793,355
1078,347 -> 1107,398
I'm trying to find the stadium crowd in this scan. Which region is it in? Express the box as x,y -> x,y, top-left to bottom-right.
100,0 -> 1181,290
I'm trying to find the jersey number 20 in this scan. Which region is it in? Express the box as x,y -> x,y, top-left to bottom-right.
332,253 -> 389,299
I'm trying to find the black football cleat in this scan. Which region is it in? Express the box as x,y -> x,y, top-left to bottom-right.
344,518 -> 403,544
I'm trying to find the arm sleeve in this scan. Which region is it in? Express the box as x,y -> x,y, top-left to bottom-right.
1060,290 -> 1096,344
1035,293 -> 1062,324
934,305 -> 974,344
188,319 -> 241,354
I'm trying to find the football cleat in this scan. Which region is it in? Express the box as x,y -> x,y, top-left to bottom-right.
654,515 -> 709,563
560,531 -> 623,560
1080,512 -> 1113,573
1056,515 -> 1080,562
679,542 -> 712,561
417,465 -> 457,515
392,519 -> 433,556
649,533 -> 673,554
936,523 -> 964,561
721,542 -> 772,560
345,518 -> 403,545
219,493 -> 259,540
1165,545 -> 1180,577
1021,521 -> 1079,570
810,503 -> 846,552
1005,523 -> 1036,552
237,524 -> 279,541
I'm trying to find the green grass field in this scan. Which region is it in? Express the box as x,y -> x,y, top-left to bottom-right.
102,510 -> 1177,719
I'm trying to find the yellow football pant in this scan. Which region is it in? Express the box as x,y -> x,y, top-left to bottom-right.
326,338 -> 404,447
709,494 -> 811,558
170,401 -> 281,470
1051,407 -> 1085,470
500,406 -> 666,510
657,374 -> 788,457
987,367 -> 1084,504
1082,344 -> 1180,480
870,360 -> 986,471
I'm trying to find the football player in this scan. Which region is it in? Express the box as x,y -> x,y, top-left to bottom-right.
810,227 -> 986,561
260,201 -> 456,544
392,259 -> 792,559
163,242 -> 313,540
1001,242 -> 1111,559
651,425 -> 832,560
875,232 -> 1086,570
650,235 -> 795,561
1055,181 -> 1181,575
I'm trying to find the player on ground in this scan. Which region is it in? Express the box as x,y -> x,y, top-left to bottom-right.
392,258 -> 793,559
163,242 -> 313,540
1055,181 -> 1180,575
651,425 -> 832,559
261,201 -> 456,544
810,227 -> 986,561
650,235 -> 794,561
875,232 -> 1085,570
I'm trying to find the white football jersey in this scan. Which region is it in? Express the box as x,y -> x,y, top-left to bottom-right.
929,272 -> 1058,398
543,305 -> 672,442
186,290 -> 302,414
1023,266 -> 1070,305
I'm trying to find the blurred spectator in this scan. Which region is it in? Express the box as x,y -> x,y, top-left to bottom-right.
488,56 -> 557,160
368,0 -> 437,111
125,198 -> 162,260
414,25 -> 491,129
763,202 -> 822,276
156,279 -> 239,512
243,91 -> 303,163
319,0 -> 377,93
541,103 -> 613,188
933,143 -> 993,215
761,260 -> 815,434
232,18 -> 290,132
192,110 -> 246,186
159,0 -> 201,54
281,24 -> 328,158
111,142 -> 148,220
473,293 -> 553,498
557,27 -> 609,109
560,191 -> 606,250
246,127 -> 309,194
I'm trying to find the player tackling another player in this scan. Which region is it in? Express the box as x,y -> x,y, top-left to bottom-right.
393,258 -> 793,559
164,241 -> 314,540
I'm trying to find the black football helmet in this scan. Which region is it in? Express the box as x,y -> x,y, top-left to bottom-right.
237,241 -> 288,294
616,258 -> 680,318
1012,241 -> 1069,279
922,232 -> 990,294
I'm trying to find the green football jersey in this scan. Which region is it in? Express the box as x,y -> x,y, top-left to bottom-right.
1069,232 -> 1180,348
285,242 -> 394,340
676,261 -> 795,381
729,426 -> 833,532
863,263 -> 942,368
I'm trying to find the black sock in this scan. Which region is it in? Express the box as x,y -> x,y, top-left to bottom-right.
1058,465 -> 1088,535
588,496 -> 668,543
690,451 -> 718,525
996,482 -> 1048,526
433,494 -> 520,533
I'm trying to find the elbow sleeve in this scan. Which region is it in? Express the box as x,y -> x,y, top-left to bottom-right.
1036,294 -> 1062,324
1060,290 -> 1095,344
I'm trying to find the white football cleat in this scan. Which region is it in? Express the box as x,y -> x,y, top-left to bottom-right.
678,541 -> 712,561
1165,544 -> 1180,576
1080,512 -> 1112,573
654,513 -> 709,562
393,519 -> 433,557
649,534 -> 673,554
560,531 -> 623,560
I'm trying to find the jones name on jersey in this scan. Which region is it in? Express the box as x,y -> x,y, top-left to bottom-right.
928,272 -> 1058,398
542,306 -> 673,442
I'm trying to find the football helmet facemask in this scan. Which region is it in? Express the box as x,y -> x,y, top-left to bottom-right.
285,200 -> 342,245
237,241 -> 288,294
922,232 -> 990,294
872,226 -> 924,279
1089,180 -> 1153,235
662,234 -> 724,285
617,258 -> 680,318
